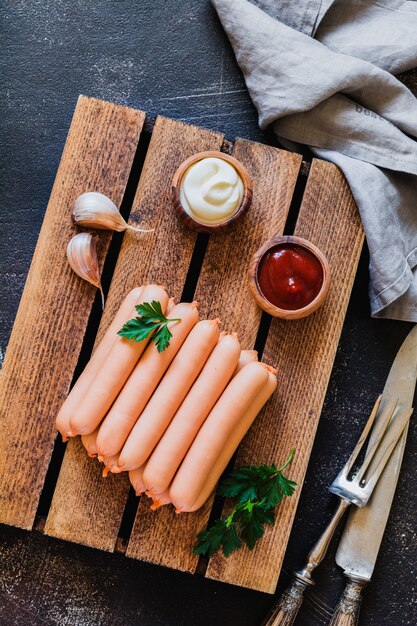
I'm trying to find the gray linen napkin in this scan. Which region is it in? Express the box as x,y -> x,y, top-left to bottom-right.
212,0 -> 417,321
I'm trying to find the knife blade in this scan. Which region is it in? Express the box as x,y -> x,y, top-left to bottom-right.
328,325 -> 417,626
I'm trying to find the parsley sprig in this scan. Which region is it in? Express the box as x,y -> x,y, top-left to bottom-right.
194,449 -> 296,557
118,300 -> 181,353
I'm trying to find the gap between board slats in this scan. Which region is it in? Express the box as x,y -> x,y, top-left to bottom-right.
205,159 -> 364,593
0,96 -> 145,530
35,110 -> 154,525
125,139 -> 302,571
44,116 -> 224,551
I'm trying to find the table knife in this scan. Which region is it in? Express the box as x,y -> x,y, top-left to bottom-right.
328,324 -> 417,626
262,325 -> 417,626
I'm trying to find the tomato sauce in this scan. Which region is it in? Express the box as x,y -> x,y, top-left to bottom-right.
257,244 -> 323,310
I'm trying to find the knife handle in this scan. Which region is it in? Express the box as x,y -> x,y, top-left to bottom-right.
328,577 -> 367,626
261,577 -> 310,626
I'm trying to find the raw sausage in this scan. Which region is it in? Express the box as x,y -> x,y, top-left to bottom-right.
178,368 -> 277,512
142,333 -> 240,495
101,454 -> 120,477
169,361 -> 271,512
129,467 -> 147,495
81,428 -> 99,458
69,284 -> 169,436
98,301 -> 200,460
56,286 -> 144,440
129,469 -> 170,508
233,349 -> 258,376
147,490 -> 171,510
115,318 -> 220,471
98,297 -> 175,466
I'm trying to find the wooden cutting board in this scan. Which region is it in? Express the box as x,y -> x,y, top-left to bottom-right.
0,96 -> 363,594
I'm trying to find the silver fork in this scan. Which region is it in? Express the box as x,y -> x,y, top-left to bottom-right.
262,396 -> 412,626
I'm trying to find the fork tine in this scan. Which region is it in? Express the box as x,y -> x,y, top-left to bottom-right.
339,396 -> 382,478
362,408 -> 412,497
355,399 -> 398,482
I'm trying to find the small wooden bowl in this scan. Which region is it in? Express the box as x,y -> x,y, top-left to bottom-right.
248,235 -> 331,320
172,151 -> 253,233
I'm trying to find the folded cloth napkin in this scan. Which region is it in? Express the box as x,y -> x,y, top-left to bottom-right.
212,0 -> 417,321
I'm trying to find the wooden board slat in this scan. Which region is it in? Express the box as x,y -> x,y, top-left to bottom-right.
2,94 -> 365,594
0,96 -> 145,529
125,139 -> 302,570
205,159 -> 364,592
44,116 -> 224,551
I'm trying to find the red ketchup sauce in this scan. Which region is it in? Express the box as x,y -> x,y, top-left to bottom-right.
257,244 -> 323,310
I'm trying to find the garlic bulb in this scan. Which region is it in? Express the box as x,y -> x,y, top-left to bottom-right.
73,191 -> 153,233
67,232 -> 104,308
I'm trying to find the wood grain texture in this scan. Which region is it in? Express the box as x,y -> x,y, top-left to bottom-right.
0,96 -> 145,529
126,139 -> 302,570
45,116 -> 224,550
206,159 -> 364,592
2,1 -> 416,619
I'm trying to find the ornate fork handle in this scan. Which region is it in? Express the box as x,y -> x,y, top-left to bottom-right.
262,578 -> 309,626
263,499 -> 350,626
262,396 -> 411,626
328,576 -> 367,626
262,578 -> 310,626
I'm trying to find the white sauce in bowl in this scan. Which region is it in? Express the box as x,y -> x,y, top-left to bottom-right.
179,157 -> 244,225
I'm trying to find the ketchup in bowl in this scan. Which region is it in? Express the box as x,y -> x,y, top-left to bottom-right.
257,244 -> 324,311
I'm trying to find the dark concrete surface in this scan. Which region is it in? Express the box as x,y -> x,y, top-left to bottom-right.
0,2 -> 416,625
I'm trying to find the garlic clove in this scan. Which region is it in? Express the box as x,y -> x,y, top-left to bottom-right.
66,232 -> 105,308
73,191 -> 154,233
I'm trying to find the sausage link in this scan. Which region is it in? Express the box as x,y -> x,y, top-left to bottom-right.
81,428 -> 100,458
56,286 -> 144,440
129,467 -> 147,495
142,333 -> 240,495
98,301 -> 200,461
169,362 -> 270,512
69,285 -> 169,436
116,318 -> 220,471
181,369 -> 277,512
232,349 -> 258,376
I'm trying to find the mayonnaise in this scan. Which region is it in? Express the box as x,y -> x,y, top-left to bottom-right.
179,157 -> 244,224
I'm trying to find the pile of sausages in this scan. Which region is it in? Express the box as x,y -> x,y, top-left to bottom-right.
56,285 -> 277,513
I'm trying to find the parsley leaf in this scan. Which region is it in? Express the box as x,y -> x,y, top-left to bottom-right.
239,503 -> 272,549
277,473 -> 297,498
118,300 -> 181,353
194,449 -> 296,558
117,318 -> 161,342
193,519 -> 228,557
222,522 -> 242,556
152,323 -> 173,353
217,469 -> 259,502
135,300 -> 165,320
